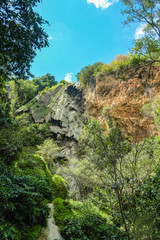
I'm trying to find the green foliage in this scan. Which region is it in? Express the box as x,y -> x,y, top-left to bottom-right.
0,2 -> 60,240
61,214 -> 126,240
8,74 -> 57,113
140,96 -> 160,133
53,198 -> 126,240
128,54 -> 147,65
32,73 -> 58,92
15,153 -> 51,178
52,175 -> 69,199
0,0 -> 49,78
132,37 -> 160,62
53,198 -> 73,225
59,80 -> 70,85
110,54 -> 130,70
0,88 -> 11,128
20,225 -> 42,240
36,138 -> 60,173
0,121 -> 51,163
0,220 -> 42,240
72,115 -> 160,239
77,54 -> 148,88
128,167 -> 160,239
15,113 -> 32,126
79,118 -> 130,167
0,221 -> 21,240
0,155 -> 54,240
8,79 -> 38,112
101,54 -> 147,72
121,0 -> 160,62
77,62 -> 103,87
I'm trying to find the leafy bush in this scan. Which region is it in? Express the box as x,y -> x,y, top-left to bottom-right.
53,198 -> 126,240
0,121 -> 51,163
77,54 -> 148,88
101,64 -> 113,73
7,74 -> 58,113
53,198 -> 73,225
36,138 -> 60,173
0,156 -> 54,240
52,175 -> 69,199
8,80 -> 38,112
62,214 -> 126,240
101,54 -> 147,74
128,167 -> 160,240
32,73 -> 57,92
110,54 -> 130,70
77,62 -> 103,87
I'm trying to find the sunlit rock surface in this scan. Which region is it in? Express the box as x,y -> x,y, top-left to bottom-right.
16,83 -> 86,159
84,64 -> 160,141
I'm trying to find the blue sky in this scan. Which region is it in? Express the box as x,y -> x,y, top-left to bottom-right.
31,0 -> 143,82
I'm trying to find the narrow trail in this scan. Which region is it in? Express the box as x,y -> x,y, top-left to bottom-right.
38,203 -> 62,240
47,203 -> 62,240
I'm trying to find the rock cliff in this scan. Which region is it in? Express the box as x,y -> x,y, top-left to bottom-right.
16,83 -> 85,159
84,63 -> 160,142
17,63 -> 160,147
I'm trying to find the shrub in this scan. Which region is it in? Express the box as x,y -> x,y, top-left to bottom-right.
128,167 -> 160,240
53,199 -> 126,240
62,214 -> 126,240
101,64 -> 113,73
0,155 -> 54,240
36,138 -> 60,173
110,54 -> 130,70
52,175 -> 69,199
77,62 -> 103,87
77,54 -> 148,87
53,198 -> 73,225
0,121 -> 51,163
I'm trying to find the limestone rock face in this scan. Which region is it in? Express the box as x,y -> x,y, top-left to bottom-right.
16,64 -> 160,145
17,83 -> 85,140
84,64 -> 160,142
16,83 -> 85,159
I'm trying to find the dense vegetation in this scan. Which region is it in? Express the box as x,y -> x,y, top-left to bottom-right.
58,110 -> 160,239
76,55 -> 148,87
0,0 -> 160,239
8,73 -> 57,112
0,0 -> 49,78
0,1 -> 60,239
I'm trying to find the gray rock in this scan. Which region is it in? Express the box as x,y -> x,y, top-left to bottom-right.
16,83 -> 86,159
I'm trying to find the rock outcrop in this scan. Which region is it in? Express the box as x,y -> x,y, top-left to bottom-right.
84,63 -> 160,142
16,63 -> 160,146
16,83 -> 85,159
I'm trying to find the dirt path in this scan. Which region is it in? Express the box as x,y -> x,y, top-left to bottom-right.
38,203 -> 62,240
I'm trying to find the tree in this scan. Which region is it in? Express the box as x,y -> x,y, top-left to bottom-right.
8,79 -> 38,112
32,73 -> 58,92
66,108 -> 160,239
121,0 -> 160,61
36,138 -> 60,173
77,118 -> 132,239
110,54 -> 130,69
77,62 -> 103,87
0,155 -> 54,239
0,0 -> 49,126
0,0 -> 49,78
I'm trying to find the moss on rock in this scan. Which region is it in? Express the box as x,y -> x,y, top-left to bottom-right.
52,175 -> 69,199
